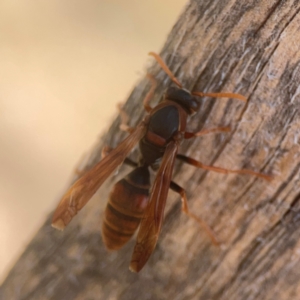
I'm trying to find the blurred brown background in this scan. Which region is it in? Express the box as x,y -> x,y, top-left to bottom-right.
0,0 -> 186,283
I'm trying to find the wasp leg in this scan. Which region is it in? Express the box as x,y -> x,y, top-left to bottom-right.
184,126 -> 231,139
143,74 -> 157,113
176,154 -> 272,181
74,165 -> 86,177
101,145 -> 112,159
170,181 -> 219,245
117,103 -> 135,133
192,91 -> 247,102
118,72 -> 156,131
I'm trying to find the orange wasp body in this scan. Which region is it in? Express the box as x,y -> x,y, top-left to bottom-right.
52,52 -> 271,272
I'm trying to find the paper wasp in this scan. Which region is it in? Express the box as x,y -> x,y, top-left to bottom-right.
52,52 -> 272,272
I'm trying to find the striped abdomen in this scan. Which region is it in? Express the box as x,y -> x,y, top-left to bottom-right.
102,167 -> 150,250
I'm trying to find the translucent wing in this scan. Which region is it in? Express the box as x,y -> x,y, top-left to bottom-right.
52,122 -> 146,230
130,140 -> 178,272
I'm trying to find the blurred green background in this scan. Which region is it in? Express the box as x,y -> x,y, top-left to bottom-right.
0,0 -> 186,283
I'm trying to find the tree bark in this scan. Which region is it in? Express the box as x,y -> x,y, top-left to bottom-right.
2,0 -> 300,299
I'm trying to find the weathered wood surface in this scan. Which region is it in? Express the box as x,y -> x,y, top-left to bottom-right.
2,0 -> 300,299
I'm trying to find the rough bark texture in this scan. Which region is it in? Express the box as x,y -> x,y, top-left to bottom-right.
2,0 -> 300,299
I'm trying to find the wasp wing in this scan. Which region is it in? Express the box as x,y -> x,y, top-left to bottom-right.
130,140 -> 178,272
52,122 -> 146,230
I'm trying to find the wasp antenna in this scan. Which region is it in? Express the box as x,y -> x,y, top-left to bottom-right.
149,52 -> 182,88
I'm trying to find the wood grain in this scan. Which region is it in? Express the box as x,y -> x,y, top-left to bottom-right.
2,1 -> 300,299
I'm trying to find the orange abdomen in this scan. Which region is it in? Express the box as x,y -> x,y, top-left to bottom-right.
102,167 -> 150,250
